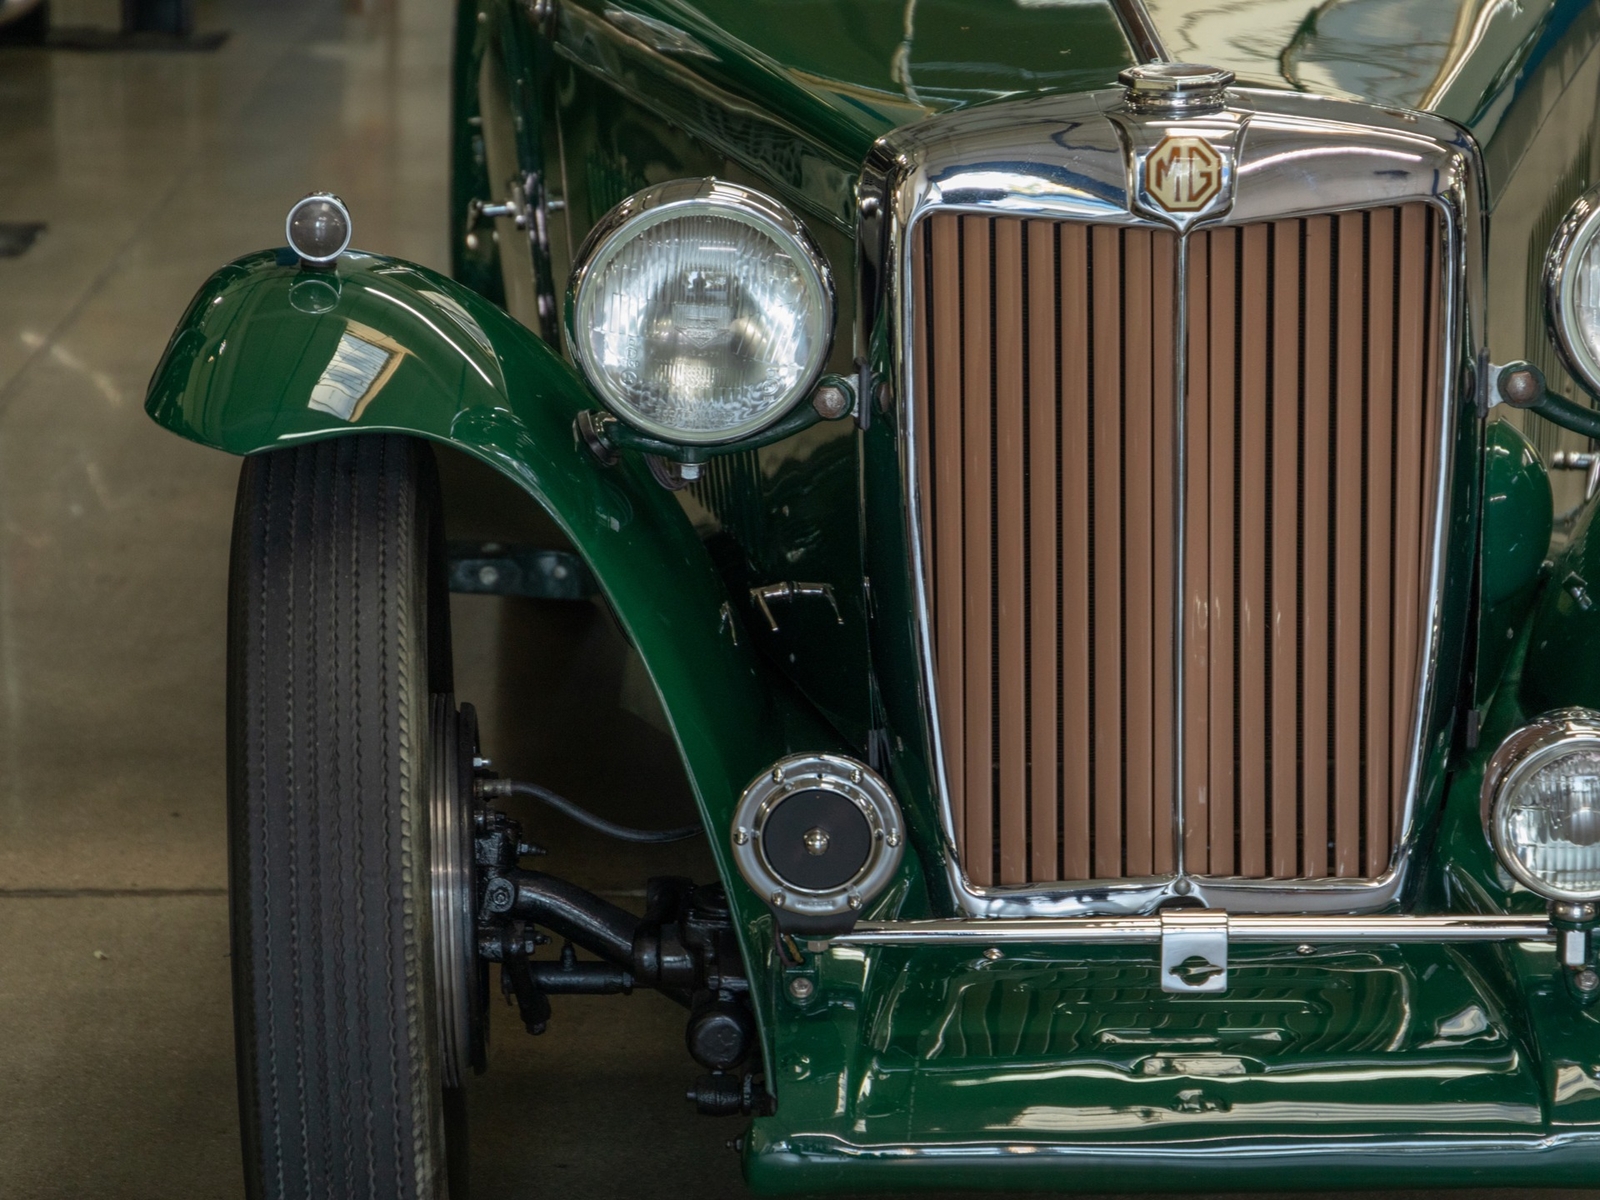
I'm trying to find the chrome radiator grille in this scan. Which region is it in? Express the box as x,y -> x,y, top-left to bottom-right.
911,205 -> 1444,889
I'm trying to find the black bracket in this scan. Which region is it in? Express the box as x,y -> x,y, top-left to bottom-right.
447,542 -> 596,600
497,921 -> 552,1035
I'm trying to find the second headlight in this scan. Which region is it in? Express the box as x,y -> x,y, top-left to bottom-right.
566,179 -> 835,445
1484,709 -> 1600,902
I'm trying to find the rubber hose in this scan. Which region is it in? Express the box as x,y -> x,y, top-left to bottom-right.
485,780 -> 703,844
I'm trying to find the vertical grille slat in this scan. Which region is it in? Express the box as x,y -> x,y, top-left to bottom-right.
1091,225 -> 1124,878
1334,210 -> 1367,878
1300,215 -> 1333,880
1151,231 -> 1179,876
961,215 -> 994,884
1364,207 -> 1397,877
1182,233 -> 1213,872
1269,218 -> 1303,878
1123,228 -> 1157,877
1027,222 -> 1062,882
995,219 -> 1029,882
1238,223 -> 1271,879
1060,224 -> 1094,881
1206,228 -> 1238,877
917,203 -> 1442,890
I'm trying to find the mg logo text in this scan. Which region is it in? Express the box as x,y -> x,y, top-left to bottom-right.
1144,134 -> 1224,213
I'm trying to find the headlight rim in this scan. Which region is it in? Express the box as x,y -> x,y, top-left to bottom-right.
1544,186 -> 1600,396
1484,707 -> 1600,903
564,177 -> 837,447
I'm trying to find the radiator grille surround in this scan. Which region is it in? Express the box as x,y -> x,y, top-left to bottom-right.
910,205 -> 1445,892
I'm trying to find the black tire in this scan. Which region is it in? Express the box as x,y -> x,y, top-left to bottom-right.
227,435 -> 464,1200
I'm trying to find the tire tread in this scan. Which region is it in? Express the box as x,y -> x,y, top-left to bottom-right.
228,435 -> 447,1200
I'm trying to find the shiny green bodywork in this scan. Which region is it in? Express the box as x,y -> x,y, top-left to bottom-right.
143,248 -> 937,1086
144,0 -> 1600,1189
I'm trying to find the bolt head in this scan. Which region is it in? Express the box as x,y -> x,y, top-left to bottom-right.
733,828 -> 749,846
484,878 -> 516,913
1296,944 -> 1315,956
770,891 -> 785,907
788,976 -> 816,1001
885,832 -> 901,848
803,826 -> 831,856
1578,968 -> 1600,993
812,384 -> 851,420
1501,366 -> 1543,407
983,947 -> 1002,961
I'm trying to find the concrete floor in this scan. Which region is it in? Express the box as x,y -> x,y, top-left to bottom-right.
0,3 -> 1597,1198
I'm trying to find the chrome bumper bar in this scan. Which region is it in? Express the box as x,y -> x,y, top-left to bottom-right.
837,912 -> 1553,945
832,912 -> 1555,994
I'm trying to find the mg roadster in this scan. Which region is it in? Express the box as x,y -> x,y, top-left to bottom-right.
146,0 -> 1600,1194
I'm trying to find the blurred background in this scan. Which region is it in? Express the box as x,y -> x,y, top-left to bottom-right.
0,1 -> 746,1195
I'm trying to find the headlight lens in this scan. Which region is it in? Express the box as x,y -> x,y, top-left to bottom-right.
566,179 -> 834,445
1546,186 -> 1600,394
1485,710 -> 1600,901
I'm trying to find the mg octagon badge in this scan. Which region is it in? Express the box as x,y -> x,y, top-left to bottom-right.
1144,134 -> 1224,212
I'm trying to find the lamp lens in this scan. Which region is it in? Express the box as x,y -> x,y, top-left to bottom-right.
1501,749 -> 1600,895
574,205 -> 829,444
1569,234 -> 1600,378
288,196 -> 351,263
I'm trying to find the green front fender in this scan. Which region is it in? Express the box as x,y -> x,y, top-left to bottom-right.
144,246 -> 849,1066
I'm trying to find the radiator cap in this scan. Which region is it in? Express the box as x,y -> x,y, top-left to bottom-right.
1119,63 -> 1234,113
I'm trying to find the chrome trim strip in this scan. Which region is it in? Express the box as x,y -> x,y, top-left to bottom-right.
1171,201 -> 1189,878
779,1130 -> 1600,1165
872,85 -> 1483,918
835,913 -> 1552,946
1110,0 -> 1169,65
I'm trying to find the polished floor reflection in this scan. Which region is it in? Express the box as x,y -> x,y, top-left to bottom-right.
0,2 -> 1596,1198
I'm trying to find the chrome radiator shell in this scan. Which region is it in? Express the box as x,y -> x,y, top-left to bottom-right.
857,86 -> 1484,919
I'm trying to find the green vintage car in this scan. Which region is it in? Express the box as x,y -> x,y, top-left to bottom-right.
145,0 -> 1600,1194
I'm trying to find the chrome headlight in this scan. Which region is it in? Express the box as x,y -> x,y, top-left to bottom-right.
565,179 -> 835,445
1484,710 -> 1600,902
1546,186 -> 1600,394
